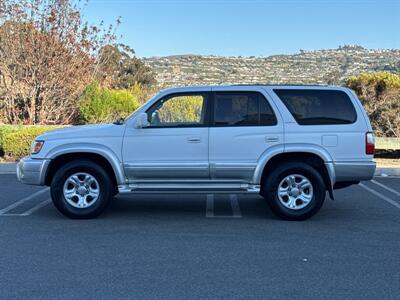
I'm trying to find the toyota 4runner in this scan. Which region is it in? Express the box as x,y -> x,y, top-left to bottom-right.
17,85 -> 376,220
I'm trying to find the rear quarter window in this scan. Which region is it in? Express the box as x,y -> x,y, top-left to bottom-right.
273,89 -> 357,125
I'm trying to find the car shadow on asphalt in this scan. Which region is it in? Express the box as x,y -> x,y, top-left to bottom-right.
24,191 -> 381,223
103,194 -> 273,220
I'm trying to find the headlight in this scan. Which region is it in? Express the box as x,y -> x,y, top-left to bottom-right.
31,141 -> 44,154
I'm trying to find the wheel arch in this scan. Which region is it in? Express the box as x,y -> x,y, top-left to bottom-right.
44,144 -> 125,187
254,145 -> 335,196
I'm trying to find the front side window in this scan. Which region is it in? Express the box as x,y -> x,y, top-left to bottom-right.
214,92 -> 277,126
274,89 -> 357,125
147,93 -> 207,127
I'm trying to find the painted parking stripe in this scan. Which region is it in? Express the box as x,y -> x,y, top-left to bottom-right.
1,199 -> 50,216
229,194 -> 242,218
206,194 -> 214,218
0,187 -> 49,215
206,194 -> 242,218
359,183 -> 400,209
19,198 -> 51,216
371,180 -> 400,197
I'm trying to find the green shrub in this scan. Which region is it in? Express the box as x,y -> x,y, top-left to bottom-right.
345,72 -> 400,137
79,82 -> 140,124
2,126 -> 61,158
0,125 -> 20,153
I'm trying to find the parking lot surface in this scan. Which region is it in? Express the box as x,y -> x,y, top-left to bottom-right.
0,174 -> 399,299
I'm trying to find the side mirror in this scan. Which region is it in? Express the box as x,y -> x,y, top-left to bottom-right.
134,112 -> 150,128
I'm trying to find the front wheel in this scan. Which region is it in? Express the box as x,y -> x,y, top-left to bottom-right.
50,160 -> 113,219
261,162 -> 326,221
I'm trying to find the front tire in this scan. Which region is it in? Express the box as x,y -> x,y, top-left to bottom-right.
261,162 -> 326,221
50,160 -> 113,219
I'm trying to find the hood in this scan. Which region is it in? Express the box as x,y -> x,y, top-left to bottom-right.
37,124 -> 125,140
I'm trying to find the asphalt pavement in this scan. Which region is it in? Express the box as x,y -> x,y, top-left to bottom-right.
0,174 -> 399,299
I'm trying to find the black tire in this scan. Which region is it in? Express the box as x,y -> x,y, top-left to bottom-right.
261,162 -> 326,221
50,160 -> 113,219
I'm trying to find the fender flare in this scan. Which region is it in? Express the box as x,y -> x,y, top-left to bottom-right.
252,144 -> 284,184
46,143 -> 126,185
252,143 -> 336,188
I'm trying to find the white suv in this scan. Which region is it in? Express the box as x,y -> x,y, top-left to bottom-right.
17,85 -> 376,220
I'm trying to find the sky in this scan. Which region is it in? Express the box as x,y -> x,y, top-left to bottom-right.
84,0 -> 400,58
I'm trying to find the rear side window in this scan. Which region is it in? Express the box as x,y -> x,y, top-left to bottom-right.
214,92 -> 277,126
273,89 -> 357,125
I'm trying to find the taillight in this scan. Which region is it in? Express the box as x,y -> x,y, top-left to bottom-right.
365,132 -> 375,155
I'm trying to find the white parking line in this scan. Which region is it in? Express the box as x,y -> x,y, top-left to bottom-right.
229,194 -> 242,218
371,180 -> 400,197
359,183 -> 400,209
19,198 -> 51,216
206,194 -> 242,218
0,187 -> 49,215
206,194 -> 214,218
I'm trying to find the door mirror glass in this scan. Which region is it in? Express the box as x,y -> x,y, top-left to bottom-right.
134,112 -> 150,128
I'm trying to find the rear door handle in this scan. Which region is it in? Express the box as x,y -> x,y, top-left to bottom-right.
187,137 -> 201,143
265,137 -> 279,142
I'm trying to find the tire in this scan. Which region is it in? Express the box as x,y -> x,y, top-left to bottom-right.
261,162 -> 326,221
50,160 -> 114,219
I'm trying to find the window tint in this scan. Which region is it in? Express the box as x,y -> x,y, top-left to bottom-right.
274,89 -> 357,125
147,94 -> 206,127
214,92 -> 277,126
259,95 -> 278,126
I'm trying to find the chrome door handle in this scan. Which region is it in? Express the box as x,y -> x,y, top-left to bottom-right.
265,137 -> 279,142
187,137 -> 201,143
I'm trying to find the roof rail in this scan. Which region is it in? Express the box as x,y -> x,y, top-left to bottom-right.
231,83 -> 331,87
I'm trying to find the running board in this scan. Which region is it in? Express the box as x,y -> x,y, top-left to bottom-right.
118,183 -> 260,194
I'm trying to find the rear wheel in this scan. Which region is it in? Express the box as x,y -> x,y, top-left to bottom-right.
261,162 -> 326,221
50,160 -> 113,219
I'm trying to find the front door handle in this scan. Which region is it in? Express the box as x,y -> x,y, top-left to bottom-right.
187,137 -> 201,143
265,137 -> 279,142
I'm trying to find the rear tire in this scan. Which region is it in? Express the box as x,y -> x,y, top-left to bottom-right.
261,162 -> 326,221
50,160 -> 113,219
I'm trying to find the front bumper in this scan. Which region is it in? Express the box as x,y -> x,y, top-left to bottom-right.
16,156 -> 51,185
334,161 -> 376,182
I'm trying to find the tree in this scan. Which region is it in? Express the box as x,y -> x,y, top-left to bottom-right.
98,44 -> 156,89
323,70 -> 343,85
345,72 -> 400,137
0,0 -> 118,124
79,82 -> 140,124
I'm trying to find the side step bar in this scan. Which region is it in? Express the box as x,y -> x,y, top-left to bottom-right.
118,183 -> 260,194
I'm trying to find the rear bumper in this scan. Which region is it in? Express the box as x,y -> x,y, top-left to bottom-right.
334,161 -> 376,182
16,157 -> 50,185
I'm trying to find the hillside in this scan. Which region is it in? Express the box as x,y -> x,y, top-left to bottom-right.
143,46 -> 400,86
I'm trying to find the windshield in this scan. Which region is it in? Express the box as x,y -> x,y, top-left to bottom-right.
124,93 -> 160,121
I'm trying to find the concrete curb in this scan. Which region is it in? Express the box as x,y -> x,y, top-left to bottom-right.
0,163 -> 17,174
375,167 -> 400,177
0,162 -> 399,177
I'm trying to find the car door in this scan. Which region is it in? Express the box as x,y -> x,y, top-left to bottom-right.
209,87 -> 284,182
122,91 -> 211,181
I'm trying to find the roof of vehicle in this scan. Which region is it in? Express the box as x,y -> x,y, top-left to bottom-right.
159,84 -> 348,94
232,84 -> 331,87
